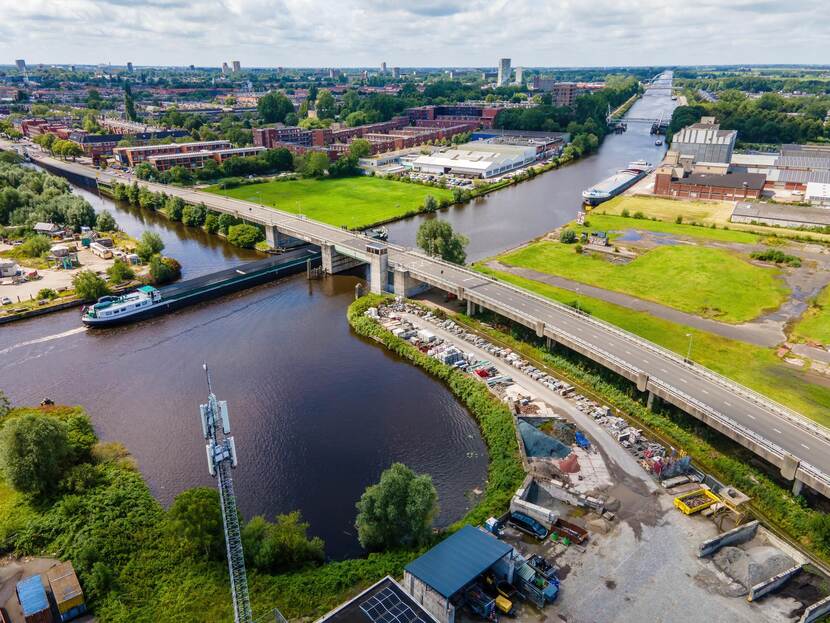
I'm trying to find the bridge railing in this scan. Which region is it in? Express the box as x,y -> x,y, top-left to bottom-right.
401,249 -> 830,445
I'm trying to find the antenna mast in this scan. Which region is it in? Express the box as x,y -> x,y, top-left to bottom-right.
200,364 -> 252,623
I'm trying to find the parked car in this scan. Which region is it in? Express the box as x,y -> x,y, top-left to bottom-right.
508,511 -> 548,539
1,297 -> 12,305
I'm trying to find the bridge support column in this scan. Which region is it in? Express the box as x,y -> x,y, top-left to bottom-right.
367,245 -> 388,294
265,225 -> 304,250
546,336 -> 555,351
393,268 -> 423,298
467,300 -> 475,316
535,321 -> 545,338
792,478 -> 804,497
636,372 -> 649,393
780,453 -> 800,482
321,243 -> 334,274
321,243 -> 365,275
647,390 -> 656,410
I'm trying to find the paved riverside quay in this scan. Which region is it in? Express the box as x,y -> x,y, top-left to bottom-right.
26,149 -> 830,499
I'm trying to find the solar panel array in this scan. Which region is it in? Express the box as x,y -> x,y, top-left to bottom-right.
360,586 -> 429,623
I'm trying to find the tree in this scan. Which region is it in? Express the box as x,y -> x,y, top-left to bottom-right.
0,390 -> 9,420
416,219 -> 468,265
264,148 -> 293,172
181,203 -> 207,227
355,463 -> 437,550
96,210 -> 117,232
165,196 -> 185,221
257,92 -> 295,124
135,231 -> 165,261
124,81 -> 137,121
147,255 -> 180,285
559,228 -> 577,243
73,270 -> 110,301
217,213 -> 240,235
227,223 -> 264,248
344,111 -> 369,127
242,511 -> 325,573
349,139 -> 372,159
204,213 -> 220,234
107,259 -> 135,284
86,89 -> 103,109
315,90 -> 336,120
167,165 -> 193,185
167,487 -> 225,561
423,195 -> 438,213
0,413 -> 70,497
37,288 -> 58,300
301,151 -> 329,177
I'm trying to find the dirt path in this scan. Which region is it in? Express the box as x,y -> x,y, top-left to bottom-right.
487,260 -> 787,347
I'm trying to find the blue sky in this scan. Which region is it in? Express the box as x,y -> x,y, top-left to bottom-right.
0,0 -> 827,68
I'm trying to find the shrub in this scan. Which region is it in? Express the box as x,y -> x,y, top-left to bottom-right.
242,511 -> 325,573
135,231 -> 165,262
181,203 -> 207,227
95,210 -> 117,232
621,208 -> 630,217
559,229 -> 577,244
227,223 -> 264,249
72,270 -> 110,301
165,196 -> 185,221
37,288 -> 58,300
750,248 -> 802,267
19,235 -> 52,258
574,243 -> 583,254
675,215 -> 683,224
633,211 -> 645,219
204,213 -> 220,234
147,256 -> 180,285
0,413 -> 70,496
107,259 -> 135,284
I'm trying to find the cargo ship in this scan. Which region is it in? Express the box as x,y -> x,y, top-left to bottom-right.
581,160 -> 653,207
82,247 -> 320,327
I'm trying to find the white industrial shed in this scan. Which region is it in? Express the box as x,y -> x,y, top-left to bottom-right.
412,142 -> 536,178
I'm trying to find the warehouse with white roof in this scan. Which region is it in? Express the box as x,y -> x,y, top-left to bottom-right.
411,142 -> 537,178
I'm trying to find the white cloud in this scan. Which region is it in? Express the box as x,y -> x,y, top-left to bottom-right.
0,0 -> 825,67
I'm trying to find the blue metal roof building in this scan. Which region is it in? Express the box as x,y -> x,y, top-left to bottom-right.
404,525 -> 513,599
16,575 -> 50,618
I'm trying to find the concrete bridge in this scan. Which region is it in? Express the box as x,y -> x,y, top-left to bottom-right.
27,149 -> 830,500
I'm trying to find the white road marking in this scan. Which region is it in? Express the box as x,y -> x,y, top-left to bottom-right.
802,444 -> 811,450
773,428 -> 782,434
661,368 -> 669,373
701,389 -> 708,394
745,414 -> 755,420
681,378 -> 688,383
724,401 -> 732,407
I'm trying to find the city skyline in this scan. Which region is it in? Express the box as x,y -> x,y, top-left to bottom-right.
1,0 -> 827,68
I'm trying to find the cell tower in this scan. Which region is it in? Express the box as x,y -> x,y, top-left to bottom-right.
200,364 -> 252,623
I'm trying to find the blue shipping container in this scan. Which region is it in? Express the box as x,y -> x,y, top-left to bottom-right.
16,575 -> 49,617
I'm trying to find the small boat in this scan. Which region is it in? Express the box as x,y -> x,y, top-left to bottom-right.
81,285 -> 162,327
655,139 -> 663,146
368,226 -> 388,241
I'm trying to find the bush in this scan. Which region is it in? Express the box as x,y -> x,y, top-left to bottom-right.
181,203 -> 207,227
135,231 -> 165,262
633,211 -> 645,219
107,259 -> 135,284
675,215 -> 683,224
167,487 -> 225,561
574,243 -> 583,254
621,208 -> 630,218
72,270 -> 110,301
37,288 -> 58,300
95,210 -> 117,232
227,223 -> 264,249
165,196 -> 185,221
0,413 -> 70,497
147,256 -> 180,285
218,213 -> 239,235
750,248 -> 802,267
204,213 -> 220,234
19,235 -> 52,258
423,195 -> 438,212
242,511 -> 325,573
559,229 -> 577,244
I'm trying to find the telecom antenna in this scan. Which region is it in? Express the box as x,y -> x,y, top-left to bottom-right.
200,364 -> 252,623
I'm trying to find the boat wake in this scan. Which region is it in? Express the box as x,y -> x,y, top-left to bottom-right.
0,327 -> 86,356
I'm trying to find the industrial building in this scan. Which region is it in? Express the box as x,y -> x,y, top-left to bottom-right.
531,78 -> 605,107
411,140 -> 538,178
654,166 -> 765,200
114,140 -> 232,167
732,145 -> 830,192
406,104 -> 501,129
402,525 -> 515,623
806,182 -> 830,206
669,117 -> 737,164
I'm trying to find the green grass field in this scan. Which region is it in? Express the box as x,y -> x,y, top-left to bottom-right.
497,241 -> 788,323
207,177 -> 454,229
475,265 -> 830,427
579,213 -> 761,244
791,285 -> 830,346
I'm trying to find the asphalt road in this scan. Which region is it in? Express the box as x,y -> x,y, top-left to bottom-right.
21,146 -> 830,489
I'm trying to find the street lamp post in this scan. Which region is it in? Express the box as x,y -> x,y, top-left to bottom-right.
685,332 -> 693,362
575,287 -> 581,314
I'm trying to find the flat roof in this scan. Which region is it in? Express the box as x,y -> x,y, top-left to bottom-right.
316,576 -> 438,623
404,525 -> 512,598
679,171 -> 766,190
806,182 -> 830,199
115,140 -> 230,153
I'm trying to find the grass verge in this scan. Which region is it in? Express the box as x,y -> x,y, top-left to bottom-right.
475,265 -> 830,427
791,284 -> 830,346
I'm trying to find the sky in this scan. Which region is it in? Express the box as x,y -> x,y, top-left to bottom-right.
0,0 -> 827,69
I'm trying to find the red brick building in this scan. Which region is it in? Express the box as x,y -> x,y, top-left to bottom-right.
654,168 -> 766,200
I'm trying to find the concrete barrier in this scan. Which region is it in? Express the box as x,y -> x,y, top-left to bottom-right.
799,594 -> 830,623
510,497 -> 559,530
748,564 -> 802,602
698,521 -> 760,558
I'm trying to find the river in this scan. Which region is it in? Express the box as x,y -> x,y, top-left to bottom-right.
0,74 -> 676,558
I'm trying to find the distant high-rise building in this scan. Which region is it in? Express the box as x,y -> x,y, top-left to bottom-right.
497,58 -> 511,87
514,67 -> 523,85
380,61 -> 387,74
392,67 -> 400,78
221,62 -> 229,75
126,61 -> 134,73
448,70 -> 455,80
232,60 -> 241,73
15,59 -> 28,84
189,64 -> 195,70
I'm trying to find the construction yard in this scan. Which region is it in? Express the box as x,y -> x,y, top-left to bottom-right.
366,299 -> 830,623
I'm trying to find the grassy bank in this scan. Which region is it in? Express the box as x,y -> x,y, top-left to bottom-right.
475,265 -> 830,427
791,284 -> 830,346
497,240 -> 787,323
447,312 -> 830,564
207,177 -> 454,230
578,212 -> 761,244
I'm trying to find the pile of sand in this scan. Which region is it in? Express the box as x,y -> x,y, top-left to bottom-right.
713,545 -> 796,589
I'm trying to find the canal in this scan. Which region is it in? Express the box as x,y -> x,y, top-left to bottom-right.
0,76 -> 676,558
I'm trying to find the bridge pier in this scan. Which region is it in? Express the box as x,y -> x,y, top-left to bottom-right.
647,390 -> 658,410
320,243 -> 364,275
546,336 -> 556,351
393,268 -> 424,298
636,372 -> 649,393
367,244 -> 388,294
265,225 -> 304,250
792,478 -> 804,497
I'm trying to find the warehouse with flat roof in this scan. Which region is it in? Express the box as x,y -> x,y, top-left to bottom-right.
411,142 -> 537,178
